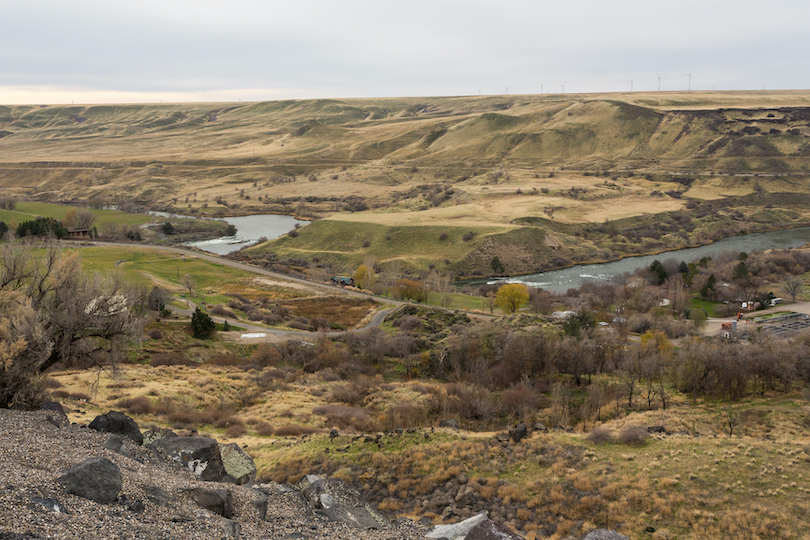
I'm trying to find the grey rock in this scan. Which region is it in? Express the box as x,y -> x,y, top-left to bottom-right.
144,485 -> 171,507
426,511 -> 489,539
183,487 -> 233,518
170,514 -> 193,523
142,427 -> 178,446
510,422 -> 528,443
495,432 -> 510,443
89,411 -> 143,445
219,442 -> 256,485
466,519 -> 525,539
302,477 -> 387,530
31,497 -> 67,514
103,434 -> 129,457
57,457 -> 121,504
221,518 -> 241,538
246,488 -> 268,520
531,422 -> 547,432
583,530 -> 630,540
647,425 -> 667,434
39,403 -> 69,427
149,436 -> 226,482
439,418 -> 460,429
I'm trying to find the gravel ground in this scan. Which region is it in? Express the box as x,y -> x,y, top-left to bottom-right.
0,410 -> 430,539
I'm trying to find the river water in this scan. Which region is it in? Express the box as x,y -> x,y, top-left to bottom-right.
466,227 -> 810,293
148,212 -> 309,255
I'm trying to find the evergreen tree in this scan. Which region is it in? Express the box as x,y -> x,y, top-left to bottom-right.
191,307 -> 215,339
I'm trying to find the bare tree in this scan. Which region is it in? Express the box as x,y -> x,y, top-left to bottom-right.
181,274 -> 195,295
75,209 -> 97,229
785,277 -> 804,303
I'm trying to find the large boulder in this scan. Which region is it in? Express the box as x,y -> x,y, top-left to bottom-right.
57,457 -> 122,504
583,530 -> 630,540
302,476 -> 387,530
426,511 -> 489,539
89,411 -> 143,445
149,436 -> 226,482
183,487 -> 233,518
466,519 -> 525,539
218,442 -> 256,485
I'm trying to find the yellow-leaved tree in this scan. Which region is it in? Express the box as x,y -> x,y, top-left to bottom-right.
353,264 -> 376,290
496,283 -> 529,313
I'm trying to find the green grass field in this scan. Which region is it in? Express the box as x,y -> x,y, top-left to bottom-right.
73,246 -> 253,291
0,201 -> 154,228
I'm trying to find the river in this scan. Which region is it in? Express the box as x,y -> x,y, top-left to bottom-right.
148,212 -> 309,255
466,227 -> 810,293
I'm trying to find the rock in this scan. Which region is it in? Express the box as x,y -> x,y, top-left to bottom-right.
552,425 -> 566,432
583,530 -> 630,540
510,422 -> 528,443
531,422 -> 547,432
246,488 -> 268,520
103,434 -> 130,457
439,418 -> 460,429
647,426 -> 667,434
142,427 -> 178,446
88,411 -> 144,445
183,487 -> 233,518
495,432 -> 511,443
31,497 -> 67,514
39,403 -> 69,427
144,485 -> 171,507
218,443 -> 256,485
57,457 -> 122,504
426,511 -> 489,539
440,506 -> 459,521
466,519 -> 525,539
671,430 -> 690,437
149,436 -> 226,482
220,518 -> 241,538
302,477 -> 387,530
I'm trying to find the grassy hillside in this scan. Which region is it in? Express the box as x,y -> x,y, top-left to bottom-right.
4,91 -> 810,274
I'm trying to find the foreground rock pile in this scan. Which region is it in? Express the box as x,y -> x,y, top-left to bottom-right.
0,409 -> 429,539
0,408 -> 629,539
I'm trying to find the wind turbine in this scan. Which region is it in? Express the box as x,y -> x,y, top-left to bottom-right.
684,70 -> 693,91
627,79 -> 634,92
655,72 -> 666,91
504,85 -> 510,95
539,82 -> 545,94
559,82 -> 566,94
476,86 -> 483,96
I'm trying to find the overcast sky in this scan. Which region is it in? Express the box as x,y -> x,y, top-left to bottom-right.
2,0 -> 809,104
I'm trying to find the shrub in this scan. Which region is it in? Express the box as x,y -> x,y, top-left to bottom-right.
274,424 -> 318,437
207,353 -> 243,366
251,344 -> 282,367
116,396 -> 153,415
587,426 -> 614,445
313,404 -> 378,432
247,310 -> 265,321
439,232 -> 448,241
150,353 -> 194,367
254,421 -> 275,436
263,314 -> 284,325
462,231 -> 476,242
225,424 -> 247,438
210,305 -> 237,318
619,424 -> 649,446
147,328 -> 163,340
